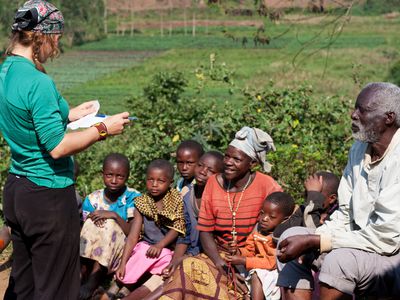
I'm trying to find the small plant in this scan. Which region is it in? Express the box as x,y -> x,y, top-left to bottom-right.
143,71 -> 187,104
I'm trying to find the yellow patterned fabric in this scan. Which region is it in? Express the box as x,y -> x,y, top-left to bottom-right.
160,254 -> 247,300
135,188 -> 186,235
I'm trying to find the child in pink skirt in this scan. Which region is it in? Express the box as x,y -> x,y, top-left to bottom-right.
116,159 -> 185,286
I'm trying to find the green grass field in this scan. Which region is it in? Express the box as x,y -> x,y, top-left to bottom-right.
45,15 -> 400,114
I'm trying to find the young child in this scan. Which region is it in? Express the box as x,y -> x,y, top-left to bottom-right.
225,192 -> 295,300
303,171 -> 340,225
175,140 -> 204,195
116,159 -> 186,289
79,153 -> 141,300
163,151 -> 224,277
272,171 -> 340,239
120,151 -> 225,300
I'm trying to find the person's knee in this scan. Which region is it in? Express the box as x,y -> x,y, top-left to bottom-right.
321,248 -> 358,277
277,227 -> 314,247
319,248 -> 359,295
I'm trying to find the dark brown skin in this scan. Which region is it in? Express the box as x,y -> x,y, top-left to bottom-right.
279,86 -> 399,300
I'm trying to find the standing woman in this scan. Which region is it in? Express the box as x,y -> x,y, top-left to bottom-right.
160,127 -> 282,300
0,1 -> 130,299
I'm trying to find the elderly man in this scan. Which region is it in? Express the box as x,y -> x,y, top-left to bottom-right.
277,82 -> 400,300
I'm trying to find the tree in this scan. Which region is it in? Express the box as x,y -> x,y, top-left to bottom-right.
0,0 -> 24,37
0,0 -> 106,47
53,0 -> 106,46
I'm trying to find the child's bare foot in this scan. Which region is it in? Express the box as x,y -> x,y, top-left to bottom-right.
79,270 -> 103,300
91,287 -> 118,300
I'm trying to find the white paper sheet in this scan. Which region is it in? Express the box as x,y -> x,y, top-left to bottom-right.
67,100 -> 102,130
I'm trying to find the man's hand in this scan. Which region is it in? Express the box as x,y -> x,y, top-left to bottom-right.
304,174 -> 323,192
277,235 -> 320,263
225,254 -> 246,266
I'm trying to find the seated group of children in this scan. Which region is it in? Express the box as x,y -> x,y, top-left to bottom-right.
77,140 -> 340,300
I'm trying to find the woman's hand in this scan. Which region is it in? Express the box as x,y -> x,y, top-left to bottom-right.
68,100 -> 98,122
102,112 -> 131,136
231,272 -> 249,298
214,259 -> 229,275
225,254 -> 246,266
146,245 -> 162,258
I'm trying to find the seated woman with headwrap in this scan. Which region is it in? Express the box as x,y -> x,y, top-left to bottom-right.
159,127 -> 283,300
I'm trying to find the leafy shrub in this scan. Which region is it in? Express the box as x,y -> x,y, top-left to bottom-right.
73,70 -> 352,202
0,63 -> 352,204
387,60 -> 400,87
0,0 -> 105,47
143,71 -> 187,104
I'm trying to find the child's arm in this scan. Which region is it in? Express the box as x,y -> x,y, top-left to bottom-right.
162,243 -> 188,279
226,233 -> 255,266
163,199 -> 192,278
244,252 -> 277,270
81,196 -> 95,222
115,209 -> 143,281
146,228 -> 179,258
88,210 -> 131,235
304,174 -> 326,228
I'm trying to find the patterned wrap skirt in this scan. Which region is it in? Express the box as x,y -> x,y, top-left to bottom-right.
160,253 -> 248,300
80,218 -> 126,273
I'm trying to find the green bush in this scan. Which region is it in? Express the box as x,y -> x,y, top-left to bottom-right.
0,65 -> 352,204
0,0 -> 105,47
72,70 -> 352,202
387,60 -> 400,87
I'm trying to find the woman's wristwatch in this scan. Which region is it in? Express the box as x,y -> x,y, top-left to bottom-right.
93,122 -> 108,141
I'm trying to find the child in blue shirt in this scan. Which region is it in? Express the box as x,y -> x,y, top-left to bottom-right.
79,153 -> 141,300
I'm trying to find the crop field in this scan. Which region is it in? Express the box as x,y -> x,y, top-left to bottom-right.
1,1 -> 400,296
46,15 -> 400,114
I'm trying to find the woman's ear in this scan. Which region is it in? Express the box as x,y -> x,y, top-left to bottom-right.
250,160 -> 258,169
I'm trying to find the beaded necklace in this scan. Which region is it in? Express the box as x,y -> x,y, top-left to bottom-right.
226,174 -> 252,243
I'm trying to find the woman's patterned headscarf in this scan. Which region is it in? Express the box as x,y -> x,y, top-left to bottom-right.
229,126 -> 276,172
12,0 -> 64,34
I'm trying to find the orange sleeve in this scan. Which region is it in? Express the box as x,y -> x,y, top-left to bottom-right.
240,233 -> 256,257
197,176 -> 216,232
245,243 -> 277,271
245,253 -> 277,270
268,176 -> 283,194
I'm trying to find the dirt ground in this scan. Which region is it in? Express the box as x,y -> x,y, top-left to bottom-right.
0,246 -> 12,298
107,0 -> 351,13
117,19 -> 264,31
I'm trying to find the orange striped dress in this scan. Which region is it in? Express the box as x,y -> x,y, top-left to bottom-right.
197,172 -> 282,247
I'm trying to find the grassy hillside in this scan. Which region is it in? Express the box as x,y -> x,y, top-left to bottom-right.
46,15 -> 400,114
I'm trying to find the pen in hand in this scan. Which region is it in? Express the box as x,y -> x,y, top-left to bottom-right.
96,114 -> 138,121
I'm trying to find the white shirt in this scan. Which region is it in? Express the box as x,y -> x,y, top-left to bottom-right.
316,129 -> 400,255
